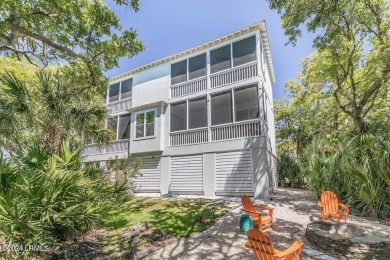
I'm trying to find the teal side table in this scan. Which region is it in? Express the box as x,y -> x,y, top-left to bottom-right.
240,214 -> 253,234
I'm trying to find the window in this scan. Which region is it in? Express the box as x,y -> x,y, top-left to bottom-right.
211,91 -> 232,125
188,53 -> 206,80
234,85 -> 259,121
136,111 -> 155,138
171,60 -> 187,85
108,78 -> 133,103
170,101 -> 187,132
109,83 -> 120,103
210,45 -> 231,74
188,97 -> 207,129
118,114 -> 131,139
233,36 -> 256,67
121,78 -> 132,100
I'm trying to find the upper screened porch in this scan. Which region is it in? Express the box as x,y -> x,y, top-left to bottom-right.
170,34 -> 261,98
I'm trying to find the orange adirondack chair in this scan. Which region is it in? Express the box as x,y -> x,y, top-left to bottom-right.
317,191 -> 349,222
246,229 -> 304,260
242,195 -> 273,231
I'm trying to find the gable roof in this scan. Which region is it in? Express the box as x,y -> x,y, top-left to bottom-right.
110,20 -> 276,85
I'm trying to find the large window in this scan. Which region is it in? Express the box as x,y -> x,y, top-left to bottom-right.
188,53 -> 206,80
211,84 -> 259,126
136,111 -> 155,138
108,78 -> 133,103
107,113 -> 131,140
188,97 -> 207,129
171,60 -> 187,85
170,101 -> 187,132
233,36 -> 256,67
234,86 -> 259,121
210,45 -> 231,74
211,91 -> 232,125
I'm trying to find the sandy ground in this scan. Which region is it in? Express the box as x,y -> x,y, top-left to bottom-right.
141,188 -> 390,260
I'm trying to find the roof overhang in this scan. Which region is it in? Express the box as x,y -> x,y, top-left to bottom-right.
110,20 -> 276,85
127,101 -> 168,113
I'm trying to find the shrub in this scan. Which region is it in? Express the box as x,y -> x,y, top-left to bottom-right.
301,123 -> 390,219
0,142 -> 130,256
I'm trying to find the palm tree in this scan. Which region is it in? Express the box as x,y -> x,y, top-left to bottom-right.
0,65 -> 113,155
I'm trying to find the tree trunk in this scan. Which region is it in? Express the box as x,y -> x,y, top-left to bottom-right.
352,116 -> 365,132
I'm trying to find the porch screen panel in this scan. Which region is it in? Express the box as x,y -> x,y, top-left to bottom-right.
233,36 -> 256,67
118,114 -> 131,139
188,53 -> 206,80
188,97 -> 207,129
121,78 -> 132,99
170,101 -> 187,132
211,91 -> 232,125
108,117 -> 118,139
171,60 -> 187,85
109,83 -> 120,103
210,45 -> 231,74
234,85 -> 259,121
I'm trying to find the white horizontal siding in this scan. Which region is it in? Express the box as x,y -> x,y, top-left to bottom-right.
215,150 -> 253,193
170,155 -> 203,192
133,156 -> 161,191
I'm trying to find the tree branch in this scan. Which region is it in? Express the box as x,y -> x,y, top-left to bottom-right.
10,24 -> 97,86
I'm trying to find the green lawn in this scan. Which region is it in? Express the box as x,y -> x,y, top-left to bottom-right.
102,197 -> 229,258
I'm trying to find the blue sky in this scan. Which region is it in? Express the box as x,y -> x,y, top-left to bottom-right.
104,0 -> 316,100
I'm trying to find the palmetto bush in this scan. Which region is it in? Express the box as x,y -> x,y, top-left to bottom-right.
0,142 -> 129,253
301,123 -> 390,219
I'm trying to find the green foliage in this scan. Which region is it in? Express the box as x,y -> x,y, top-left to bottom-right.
0,63 -> 113,155
0,0 -> 145,89
0,141 -> 131,257
269,0 -> 389,131
300,124 -> 390,218
272,0 -> 389,218
277,154 -> 303,188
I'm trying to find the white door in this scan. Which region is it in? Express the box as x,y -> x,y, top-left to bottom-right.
133,156 -> 161,192
215,150 -> 253,195
170,155 -> 203,194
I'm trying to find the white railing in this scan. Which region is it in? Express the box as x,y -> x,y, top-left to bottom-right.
170,128 -> 208,146
82,139 -> 129,156
105,140 -> 129,153
107,98 -> 132,113
211,120 -> 260,141
171,77 -> 207,98
82,145 -> 103,156
210,62 -> 258,88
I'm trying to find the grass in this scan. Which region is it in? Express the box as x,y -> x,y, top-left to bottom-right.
101,197 -> 229,258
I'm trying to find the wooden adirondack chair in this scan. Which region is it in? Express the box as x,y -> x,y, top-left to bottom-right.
317,191 -> 349,222
242,195 -> 273,231
246,229 -> 304,260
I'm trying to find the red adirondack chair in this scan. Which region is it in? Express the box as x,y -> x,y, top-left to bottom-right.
242,195 -> 273,231
317,191 -> 349,222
